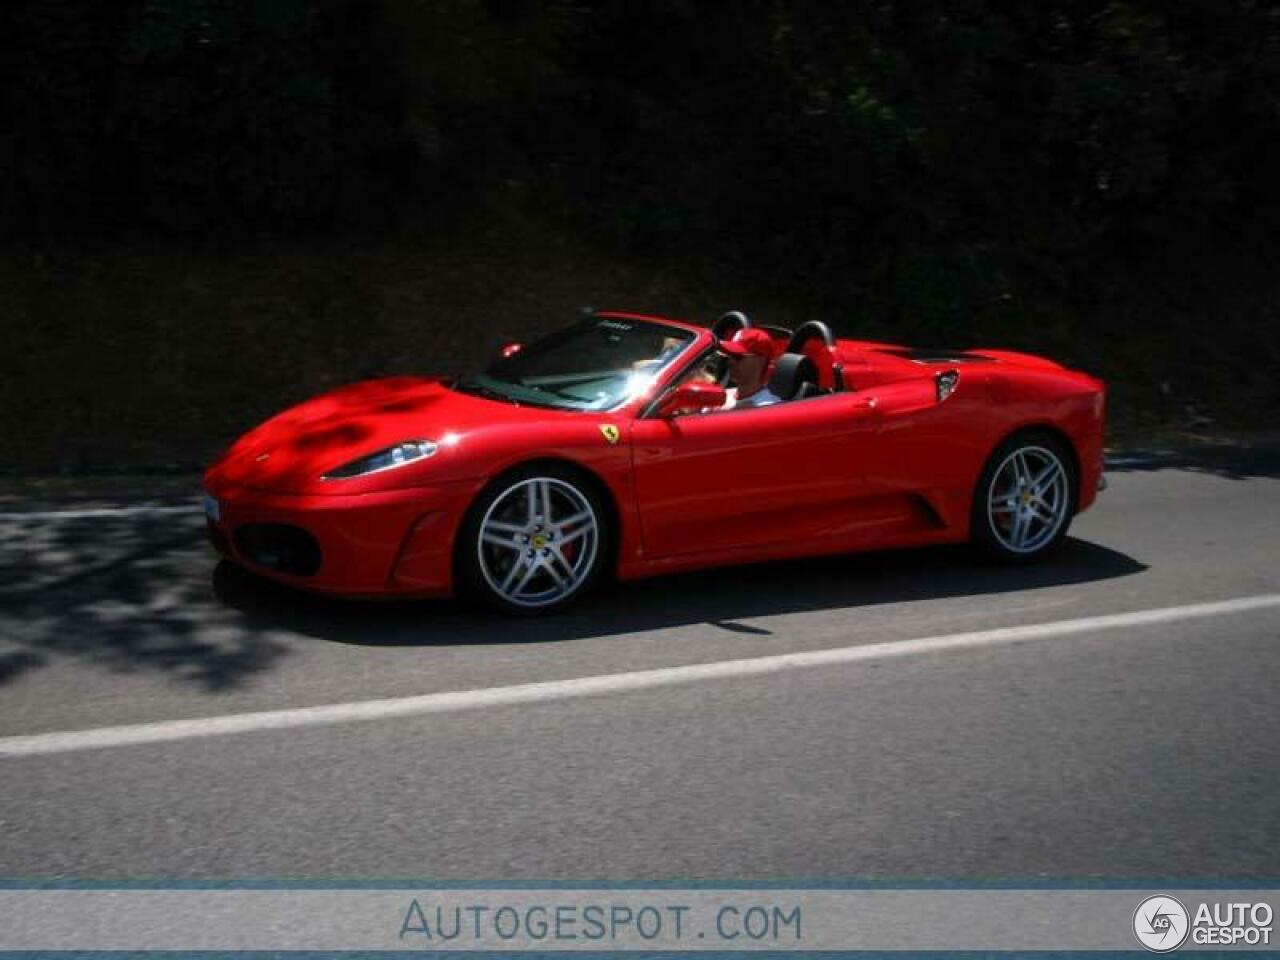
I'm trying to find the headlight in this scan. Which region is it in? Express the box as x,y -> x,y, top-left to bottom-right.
322,440 -> 438,479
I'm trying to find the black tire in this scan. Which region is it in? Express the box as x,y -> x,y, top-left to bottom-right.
455,463 -> 611,615
970,430 -> 1077,563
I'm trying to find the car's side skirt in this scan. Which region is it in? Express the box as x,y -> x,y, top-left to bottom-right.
616,523 -> 967,582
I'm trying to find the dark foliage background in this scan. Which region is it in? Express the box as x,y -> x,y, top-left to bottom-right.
3,0 -> 1278,468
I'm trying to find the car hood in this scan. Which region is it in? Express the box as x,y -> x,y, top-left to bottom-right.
206,377 -> 560,495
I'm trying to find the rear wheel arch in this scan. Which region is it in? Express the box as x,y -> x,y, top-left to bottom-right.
986,423 -> 1082,512
970,425 -> 1079,562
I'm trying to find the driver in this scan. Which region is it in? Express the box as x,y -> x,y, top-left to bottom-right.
720,328 -> 781,409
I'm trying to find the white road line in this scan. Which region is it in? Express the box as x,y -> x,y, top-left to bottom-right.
2,593 -> 1278,759
0,504 -> 198,520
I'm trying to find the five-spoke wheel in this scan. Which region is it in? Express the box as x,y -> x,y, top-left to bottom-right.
458,467 -> 607,613
972,433 -> 1076,561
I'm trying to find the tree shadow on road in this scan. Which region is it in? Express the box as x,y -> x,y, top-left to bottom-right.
1106,437 -> 1280,480
213,536 -> 1147,649
0,512 -> 289,691
0,504 -> 1145,691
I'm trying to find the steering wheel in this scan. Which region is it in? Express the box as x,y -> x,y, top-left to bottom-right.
711,310 -> 752,340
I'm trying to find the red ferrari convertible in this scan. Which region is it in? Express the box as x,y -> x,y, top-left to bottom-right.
203,311 -> 1106,613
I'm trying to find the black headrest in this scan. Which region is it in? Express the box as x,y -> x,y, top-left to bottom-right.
711,310 -> 752,339
785,320 -> 836,354
768,353 -> 818,400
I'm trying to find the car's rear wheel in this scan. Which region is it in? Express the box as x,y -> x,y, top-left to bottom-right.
457,465 -> 607,614
971,432 -> 1076,562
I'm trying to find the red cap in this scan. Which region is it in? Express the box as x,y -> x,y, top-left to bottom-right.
719,327 -> 774,360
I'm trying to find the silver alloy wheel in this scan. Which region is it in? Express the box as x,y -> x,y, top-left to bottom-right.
477,477 -> 600,608
986,444 -> 1070,554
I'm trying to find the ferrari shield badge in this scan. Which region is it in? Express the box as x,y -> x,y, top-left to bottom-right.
599,424 -> 620,445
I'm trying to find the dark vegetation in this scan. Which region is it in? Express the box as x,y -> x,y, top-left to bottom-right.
3,0 -> 1278,469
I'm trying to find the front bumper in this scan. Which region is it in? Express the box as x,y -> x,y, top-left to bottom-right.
203,480 -> 476,597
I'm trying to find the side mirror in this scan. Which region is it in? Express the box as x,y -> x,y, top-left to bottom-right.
498,341 -> 523,359
656,380 -> 726,417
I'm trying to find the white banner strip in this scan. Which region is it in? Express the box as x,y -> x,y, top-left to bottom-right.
0,888 -> 1276,952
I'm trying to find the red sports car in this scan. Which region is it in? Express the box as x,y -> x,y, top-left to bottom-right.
203,311 -> 1106,613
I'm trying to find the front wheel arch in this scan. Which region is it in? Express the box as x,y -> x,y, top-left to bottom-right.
452,458 -> 620,611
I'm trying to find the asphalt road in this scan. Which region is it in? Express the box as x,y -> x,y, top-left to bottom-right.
1,440 -> 1277,880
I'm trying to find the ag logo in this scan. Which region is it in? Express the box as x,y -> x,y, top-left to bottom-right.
599,424 -> 620,445
1134,895 -> 1190,952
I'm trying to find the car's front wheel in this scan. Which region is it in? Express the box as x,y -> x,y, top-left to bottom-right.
457,465 -> 608,614
971,432 -> 1076,562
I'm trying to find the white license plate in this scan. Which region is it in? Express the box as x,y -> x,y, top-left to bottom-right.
202,494 -> 221,524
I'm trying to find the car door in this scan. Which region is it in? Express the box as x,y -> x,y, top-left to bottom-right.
629,392 -> 882,559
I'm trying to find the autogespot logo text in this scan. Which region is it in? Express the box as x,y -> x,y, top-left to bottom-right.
1133,895 -> 1190,952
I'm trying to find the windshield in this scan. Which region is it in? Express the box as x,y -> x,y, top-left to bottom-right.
454,316 -> 696,411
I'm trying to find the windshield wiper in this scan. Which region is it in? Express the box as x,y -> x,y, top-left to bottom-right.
454,378 -> 570,410
454,379 -> 518,405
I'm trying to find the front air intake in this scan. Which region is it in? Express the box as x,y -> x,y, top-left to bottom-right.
232,523 -> 322,576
